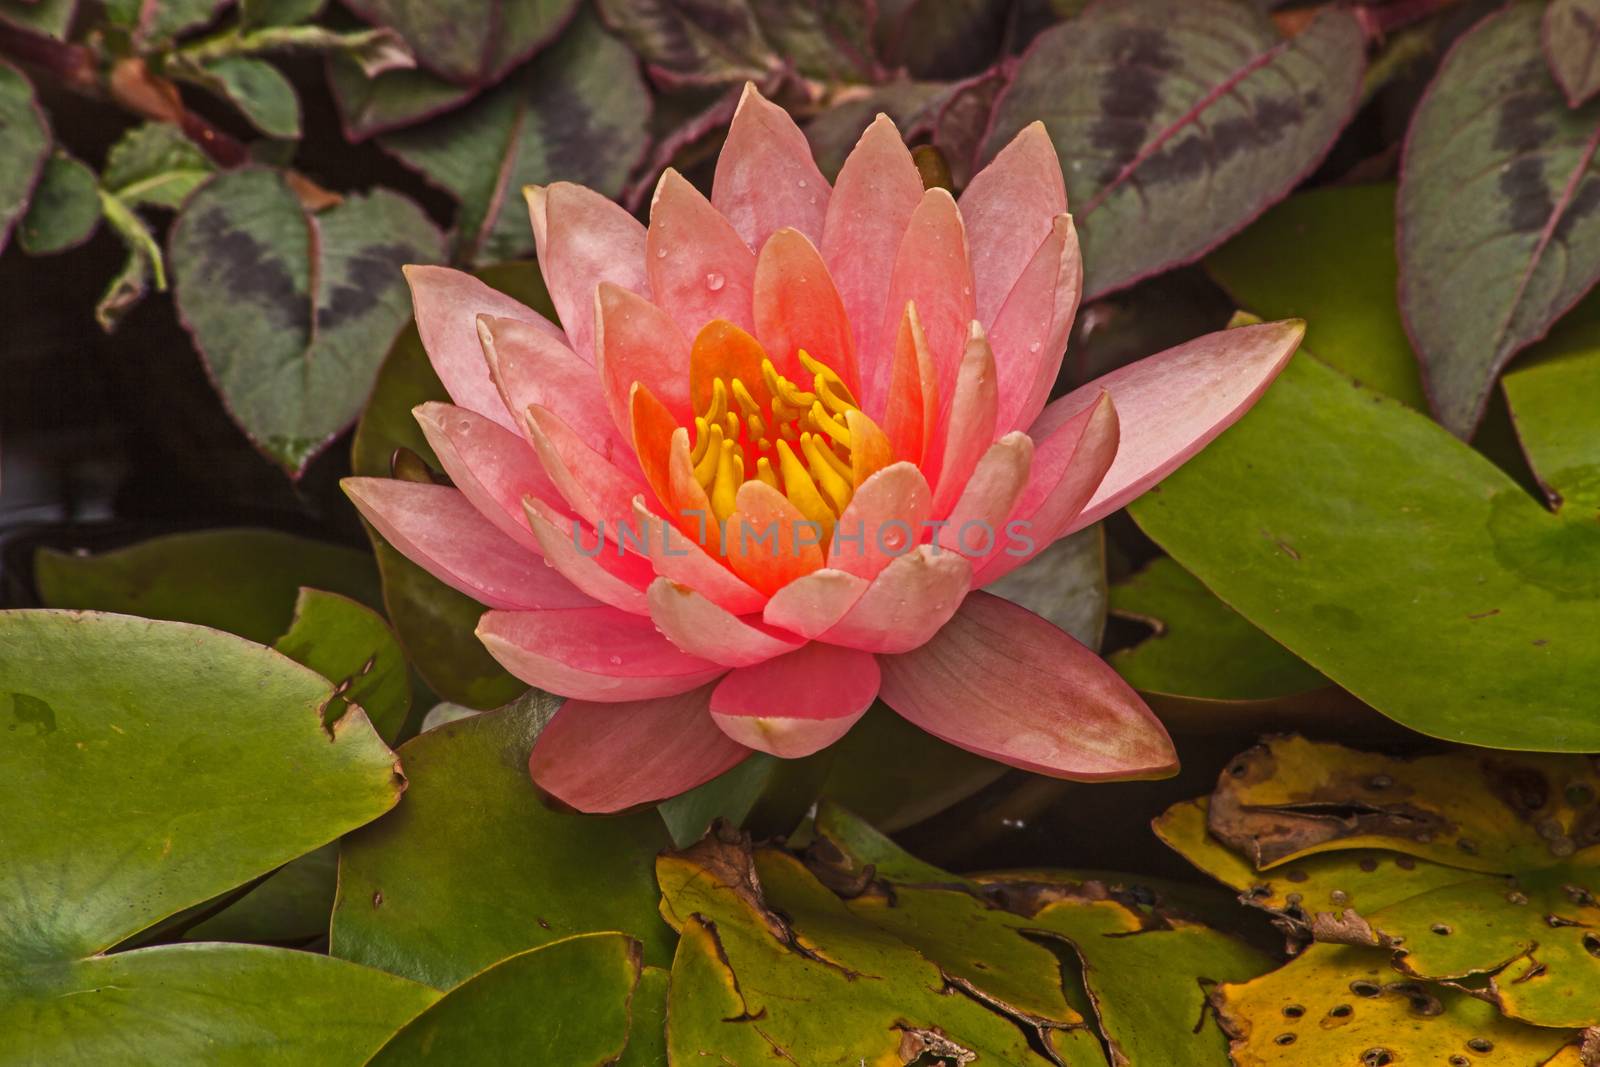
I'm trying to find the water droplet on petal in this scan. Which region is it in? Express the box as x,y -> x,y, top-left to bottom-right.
1029,341 -> 1041,353
705,271 -> 725,292
608,654 -> 623,665
797,178 -> 808,188
655,247 -> 667,258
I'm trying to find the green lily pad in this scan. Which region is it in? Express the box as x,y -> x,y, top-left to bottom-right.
1206,183 -> 1427,408
19,152 -> 100,255
273,587 -> 410,743
1503,293 -> 1600,510
1216,943 -> 1577,1067
0,60 -> 49,254
0,943 -> 440,1066
1109,557 -> 1326,702
379,11 -> 650,265
980,0 -> 1366,298
0,610 -> 404,962
1398,0 -> 1600,435
1129,352 -> 1600,750
658,829 -> 1059,1065
180,843 -> 338,945
343,0 -> 577,85
657,750 -> 835,847
169,167 -> 445,476
365,933 -> 640,1065
34,528 -> 380,646
332,690 -> 676,989
619,965 -> 669,1067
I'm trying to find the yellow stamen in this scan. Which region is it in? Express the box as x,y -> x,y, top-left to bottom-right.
801,432 -> 853,513
710,439 -> 742,522
755,456 -> 780,491
809,401 -> 852,448
731,379 -> 762,419
690,416 -> 711,465
693,423 -> 724,488
775,439 -> 835,534
800,349 -> 857,414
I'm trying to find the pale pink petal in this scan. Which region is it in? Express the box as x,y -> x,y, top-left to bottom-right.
974,392 -> 1119,586
762,569 -> 868,640
878,592 -> 1177,780
647,169 -> 757,339
595,282 -> 694,437
404,265 -> 563,432
819,545 -> 972,654
413,401 -> 558,554
874,189 -> 975,415
725,480 -> 826,595
821,114 -> 923,411
929,322 -> 999,518
960,122 -> 1066,326
478,314 -> 625,461
630,500 -> 769,616
989,215 -> 1082,434
524,496 -> 654,615
647,578 -> 803,667
478,607 -> 726,701
709,643 -> 880,758
530,182 -> 650,365
529,686 -> 751,813
343,478 -> 593,611
752,227 -> 857,388
712,84 -> 829,251
524,404 -> 646,536
1051,320 -> 1303,531
937,432 -> 1033,557
827,461 -> 931,580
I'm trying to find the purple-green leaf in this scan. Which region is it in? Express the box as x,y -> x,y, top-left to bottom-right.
1399,1 -> 1600,436
343,0 -> 579,85
168,168 -> 445,476
1544,0 -> 1600,108
979,0 -> 1366,299
0,60 -> 49,255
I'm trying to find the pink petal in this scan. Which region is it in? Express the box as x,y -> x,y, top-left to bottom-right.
529,182 -> 649,365
973,391 -> 1119,586
752,227 -> 857,389
404,265 -> 563,432
478,607 -> 726,701
524,404 -> 645,536
529,686 -> 750,813
878,592 -> 1178,780
630,499 -> 769,616
595,282 -> 694,438
524,496 -> 654,615
874,189 -> 975,415
762,568 -> 869,639
1052,320 -> 1303,531
989,214 -> 1082,434
959,122 -> 1066,326
937,432 -> 1033,557
819,545 -> 972,654
725,480 -> 827,596
827,461 -> 931,580
712,83 -> 830,251
929,322 -> 999,518
881,302 -> 939,462
478,314 -> 624,461
821,114 -> 923,413
709,643 -> 880,758
343,478 -> 592,611
647,169 -> 758,339
413,401 -> 557,554
647,578 -> 803,667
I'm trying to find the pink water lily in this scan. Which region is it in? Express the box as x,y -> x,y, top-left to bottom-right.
344,85 -> 1302,813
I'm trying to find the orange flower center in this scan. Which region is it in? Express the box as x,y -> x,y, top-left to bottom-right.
691,350 -> 876,533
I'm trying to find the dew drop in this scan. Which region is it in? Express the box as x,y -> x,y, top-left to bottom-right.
797,178 -> 808,188
1029,341 -> 1041,353
655,247 -> 667,258
608,654 -> 623,665
705,271 -> 725,292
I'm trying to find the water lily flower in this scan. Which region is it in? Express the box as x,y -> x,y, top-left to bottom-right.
344,85 -> 1302,814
